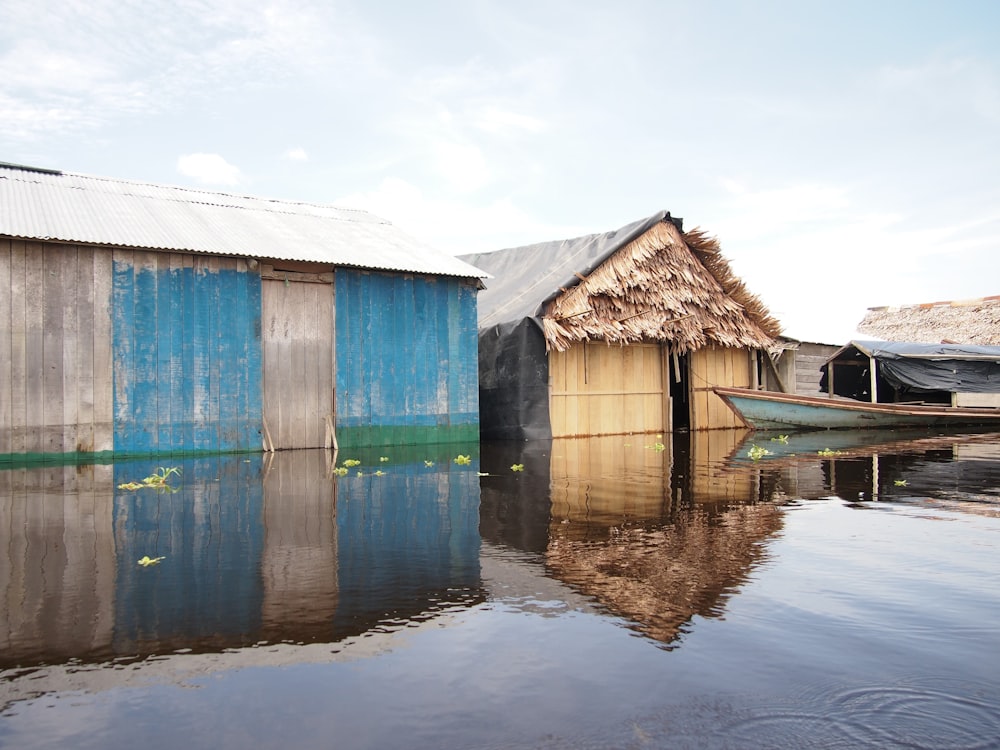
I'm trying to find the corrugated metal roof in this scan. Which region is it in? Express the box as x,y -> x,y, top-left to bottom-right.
0,164 -> 487,279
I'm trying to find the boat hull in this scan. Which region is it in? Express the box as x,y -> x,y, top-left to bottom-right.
713,387 -> 1000,431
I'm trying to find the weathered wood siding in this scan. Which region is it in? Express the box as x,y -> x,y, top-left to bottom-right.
549,342 -> 666,437
335,270 -> 479,448
261,277 -> 334,450
112,252 -> 262,455
689,346 -> 753,431
0,240 -> 115,460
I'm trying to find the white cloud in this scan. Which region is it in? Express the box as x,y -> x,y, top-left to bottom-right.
335,177 -> 582,254
285,147 -> 308,161
473,106 -> 547,136
431,142 -> 492,192
177,153 -> 243,185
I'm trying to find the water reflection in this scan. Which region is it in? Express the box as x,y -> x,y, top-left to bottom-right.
479,431 -> 785,646
0,446 -> 484,675
3,429 -> 999,750
725,428 -> 1000,515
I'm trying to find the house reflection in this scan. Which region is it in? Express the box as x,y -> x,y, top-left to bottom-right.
0,448 -> 483,672
479,431 -> 786,646
724,428 -> 1000,516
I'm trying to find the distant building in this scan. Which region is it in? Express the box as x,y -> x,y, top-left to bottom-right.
858,296 -> 1000,345
0,163 -> 485,461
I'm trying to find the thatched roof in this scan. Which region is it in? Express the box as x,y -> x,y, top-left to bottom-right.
858,296 -> 1000,346
461,212 -> 781,353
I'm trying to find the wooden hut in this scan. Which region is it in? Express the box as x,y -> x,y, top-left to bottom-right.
460,212 -> 781,439
858,296 -> 1000,345
0,162 -> 485,462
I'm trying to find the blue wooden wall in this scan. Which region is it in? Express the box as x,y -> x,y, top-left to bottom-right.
112,254 -> 262,456
335,270 -> 479,447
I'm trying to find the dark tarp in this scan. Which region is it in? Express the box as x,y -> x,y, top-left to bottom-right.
459,212 -> 681,440
822,340 -> 1000,395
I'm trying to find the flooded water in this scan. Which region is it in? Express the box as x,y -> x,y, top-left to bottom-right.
2,430 -> 1000,749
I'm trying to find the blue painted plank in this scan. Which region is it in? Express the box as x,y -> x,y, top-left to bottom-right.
217,267 -> 240,449
131,256 -> 159,453
168,259 -> 185,450
112,257 -> 134,450
191,260 -> 213,450
181,262 -> 196,451
156,255 -> 173,450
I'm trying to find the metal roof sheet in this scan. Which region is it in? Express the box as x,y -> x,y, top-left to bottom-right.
0,164 -> 486,279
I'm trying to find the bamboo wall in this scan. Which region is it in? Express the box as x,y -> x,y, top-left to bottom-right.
689,345 -> 753,431
549,342 -> 755,435
549,341 -> 665,437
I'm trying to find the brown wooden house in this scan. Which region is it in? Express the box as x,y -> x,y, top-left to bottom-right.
460,212 -> 781,440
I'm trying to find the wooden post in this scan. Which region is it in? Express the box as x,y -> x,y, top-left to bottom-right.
869,356 -> 878,403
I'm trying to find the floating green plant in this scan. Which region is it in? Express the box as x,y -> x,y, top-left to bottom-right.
454,455 -> 472,465
332,467 -> 348,476
342,459 -> 361,467
424,460 -> 435,467
374,470 -> 385,476
817,449 -> 843,456
118,467 -> 181,491
379,456 -> 390,463
137,555 -> 165,567
747,444 -> 773,461
771,435 -> 790,443
510,464 -> 524,472
894,479 -> 907,486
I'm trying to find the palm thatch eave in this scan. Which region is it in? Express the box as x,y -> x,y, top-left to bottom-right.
540,220 -> 781,354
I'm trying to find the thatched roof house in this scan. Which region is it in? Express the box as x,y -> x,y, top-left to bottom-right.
460,211 -> 781,439
858,296 -> 1000,346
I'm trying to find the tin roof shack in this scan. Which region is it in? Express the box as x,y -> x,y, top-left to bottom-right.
858,296 -> 1000,345
819,340 -> 1000,409
460,212 -> 780,440
0,163 -> 485,462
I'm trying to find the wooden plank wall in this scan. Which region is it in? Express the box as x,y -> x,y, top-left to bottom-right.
112,251 -> 262,456
0,239 -> 114,460
689,346 -> 753,431
335,270 -> 479,447
549,342 -> 665,437
261,277 -> 334,450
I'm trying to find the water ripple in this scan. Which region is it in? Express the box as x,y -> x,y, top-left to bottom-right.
716,680 -> 1000,750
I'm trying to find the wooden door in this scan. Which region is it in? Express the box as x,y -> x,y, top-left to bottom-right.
261,277 -> 335,450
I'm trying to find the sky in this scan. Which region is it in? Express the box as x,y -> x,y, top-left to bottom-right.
2,0 -> 999,344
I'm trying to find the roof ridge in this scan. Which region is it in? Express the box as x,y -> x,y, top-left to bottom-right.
2,162 -> 378,221
867,295 -> 1000,312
